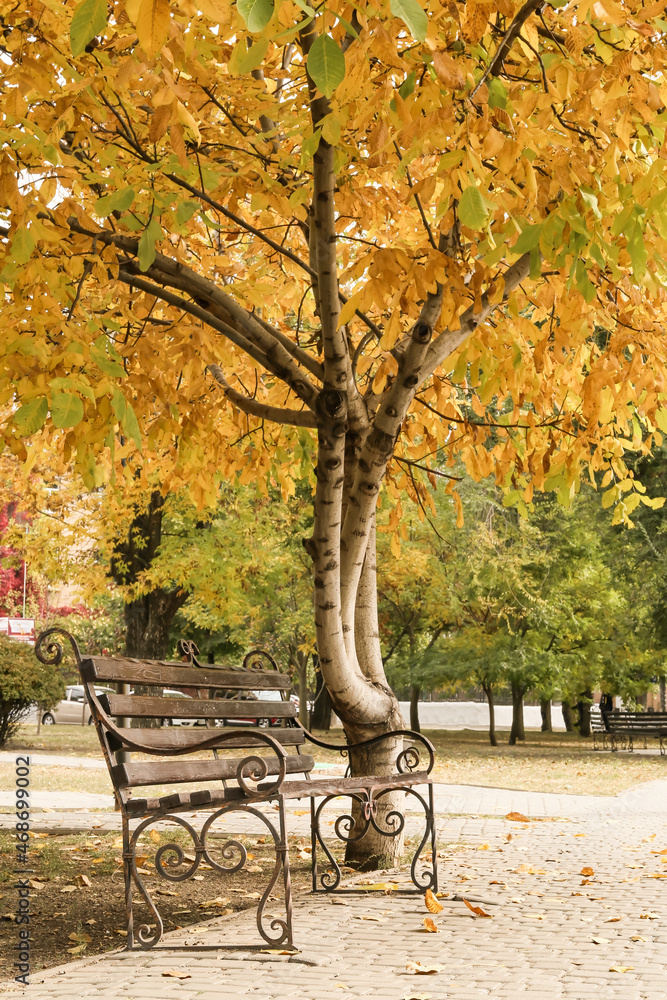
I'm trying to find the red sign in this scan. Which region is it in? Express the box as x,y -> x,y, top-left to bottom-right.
8,618 -> 35,643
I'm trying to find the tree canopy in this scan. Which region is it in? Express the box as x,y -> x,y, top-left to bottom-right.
3,0 -> 667,769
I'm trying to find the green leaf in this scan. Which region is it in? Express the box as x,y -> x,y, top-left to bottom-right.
336,13 -> 359,39
121,402 -> 142,450
177,201 -> 200,225
10,229 -> 35,266
398,71 -> 416,99
390,0 -> 428,41
514,223 -> 542,254
138,218 -> 163,273
94,188 -> 135,216
228,36 -> 269,73
237,0 -> 274,32
307,34 -> 346,98
51,392 -> 84,429
90,345 -> 125,378
301,128 -> 322,162
458,186 -> 492,229
13,397 -> 48,435
111,388 -> 127,421
70,0 -> 107,56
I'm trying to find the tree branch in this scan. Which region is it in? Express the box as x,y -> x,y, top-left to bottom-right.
207,364 -> 317,427
470,0 -> 546,100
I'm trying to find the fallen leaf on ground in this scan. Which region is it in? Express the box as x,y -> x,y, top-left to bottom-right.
260,948 -> 294,955
651,848 -> 667,854
155,889 -> 179,897
422,917 -> 439,933
640,912 -> 660,919
66,943 -> 87,955
592,936 -> 610,944
354,914 -> 385,922
76,874 -> 92,887
246,865 -> 263,873
357,883 -> 397,891
424,889 -> 443,914
574,833 -> 587,838
162,970 -> 191,979
68,932 -> 92,943
60,886 -> 77,893
631,935 -> 646,941
149,830 -> 161,843
605,916 -> 622,922
334,984 -> 348,990
506,812 -> 529,822
581,867 -> 594,877
84,919 -> 96,926
463,899 -> 492,918
406,961 -> 444,975
609,966 -> 634,973
114,930 -> 127,936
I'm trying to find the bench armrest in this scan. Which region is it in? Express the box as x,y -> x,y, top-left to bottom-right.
296,724 -> 436,776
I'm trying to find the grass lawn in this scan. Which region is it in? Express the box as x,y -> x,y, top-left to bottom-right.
5,723 -> 667,798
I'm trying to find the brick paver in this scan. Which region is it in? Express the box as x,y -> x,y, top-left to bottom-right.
2,802 -> 667,999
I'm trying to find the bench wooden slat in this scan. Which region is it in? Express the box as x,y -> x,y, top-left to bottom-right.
106,727 -> 304,752
82,657 -> 290,690
259,772 -> 430,799
112,753 -> 314,788
126,786 -> 247,817
105,726 -> 306,753
100,693 -> 297,720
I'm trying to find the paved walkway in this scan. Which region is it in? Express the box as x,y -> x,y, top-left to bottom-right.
4,758 -> 667,997
3,808 -> 667,999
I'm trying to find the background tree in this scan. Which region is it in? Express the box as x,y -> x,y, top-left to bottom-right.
0,634 -> 64,747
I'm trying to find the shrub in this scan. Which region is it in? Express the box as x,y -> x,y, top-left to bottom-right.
0,635 -> 64,747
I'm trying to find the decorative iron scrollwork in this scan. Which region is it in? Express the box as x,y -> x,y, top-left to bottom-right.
123,804 -> 293,950
310,785 -> 436,895
243,648 -> 279,672
35,627 -> 82,667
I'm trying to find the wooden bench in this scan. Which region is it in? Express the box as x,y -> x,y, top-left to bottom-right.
593,708 -> 667,753
35,628 -> 436,951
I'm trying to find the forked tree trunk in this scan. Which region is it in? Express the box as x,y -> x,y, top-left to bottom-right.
508,682 -> 526,745
482,683 -> 497,747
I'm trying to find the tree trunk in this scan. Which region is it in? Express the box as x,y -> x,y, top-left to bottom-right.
310,664 -> 332,730
561,700 -> 575,732
661,676 -> 666,712
409,683 -> 421,733
112,491 -> 189,728
508,682 -> 525,745
344,730 -> 405,870
296,651 -> 309,728
578,690 -> 593,737
540,698 -> 552,732
482,683 -> 497,747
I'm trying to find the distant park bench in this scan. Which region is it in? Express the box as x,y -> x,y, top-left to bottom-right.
591,707 -> 667,753
35,628 -> 437,951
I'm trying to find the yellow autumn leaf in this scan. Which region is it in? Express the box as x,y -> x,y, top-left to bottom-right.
424,889 -> 443,914
135,0 -> 170,58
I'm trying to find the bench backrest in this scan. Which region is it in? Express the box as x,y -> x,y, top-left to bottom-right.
36,630 -> 313,814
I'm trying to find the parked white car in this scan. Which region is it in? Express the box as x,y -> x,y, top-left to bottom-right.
37,685 -> 115,726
